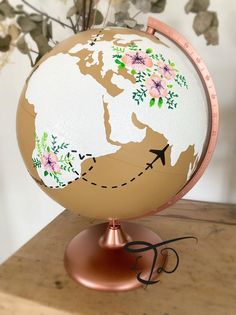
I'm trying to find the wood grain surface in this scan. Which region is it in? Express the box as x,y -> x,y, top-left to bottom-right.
0,200 -> 235,315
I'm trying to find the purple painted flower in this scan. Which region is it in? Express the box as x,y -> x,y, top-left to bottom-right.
157,60 -> 176,80
41,152 -> 60,173
121,51 -> 153,71
146,75 -> 168,98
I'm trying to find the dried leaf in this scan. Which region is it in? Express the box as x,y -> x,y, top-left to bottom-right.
211,12 -> 219,27
204,26 -> 219,45
114,0 -> 130,13
150,0 -> 166,13
16,4 -> 23,10
193,11 -> 214,35
29,14 -> 44,22
8,24 -> 21,40
17,16 -> 37,33
42,19 -> 48,38
134,23 -> 144,30
124,19 -> 137,28
115,11 -> 129,23
134,0 -> 151,13
0,34 -> 11,52
185,0 -> 210,14
32,35 -> 51,56
16,36 -> 29,54
90,9 -> 103,25
29,24 -> 52,61
31,26 -> 52,55
67,5 -> 78,18
47,22 -> 53,40
105,21 -> 116,27
41,19 -> 52,40
0,0 -> 15,19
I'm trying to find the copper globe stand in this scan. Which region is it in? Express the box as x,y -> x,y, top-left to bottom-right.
64,220 -> 167,291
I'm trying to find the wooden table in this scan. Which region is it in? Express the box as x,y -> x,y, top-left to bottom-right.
0,200 -> 235,315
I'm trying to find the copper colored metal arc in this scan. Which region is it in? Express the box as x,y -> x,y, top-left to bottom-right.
127,17 -> 219,221
64,221 -> 167,291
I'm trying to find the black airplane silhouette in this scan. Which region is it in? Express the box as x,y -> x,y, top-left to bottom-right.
146,144 -> 169,169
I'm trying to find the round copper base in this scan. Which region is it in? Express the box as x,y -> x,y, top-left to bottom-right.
64,221 -> 167,291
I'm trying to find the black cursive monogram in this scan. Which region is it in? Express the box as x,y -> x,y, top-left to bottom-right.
124,236 -> 198,287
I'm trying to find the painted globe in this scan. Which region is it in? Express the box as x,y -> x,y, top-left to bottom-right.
16,27 -> 211,220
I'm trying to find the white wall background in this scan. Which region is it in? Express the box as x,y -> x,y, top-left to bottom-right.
0,0 -> 235,263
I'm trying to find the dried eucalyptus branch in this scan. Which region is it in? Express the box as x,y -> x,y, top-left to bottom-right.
86,0 -> 94,30
0,0 -> 219,70
82,0 -> 86,30
185,0 -> 219,45
21,0 -> 73,30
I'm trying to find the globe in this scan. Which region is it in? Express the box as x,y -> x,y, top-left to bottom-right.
16,18 -> 218,291
16,25 -> 215,220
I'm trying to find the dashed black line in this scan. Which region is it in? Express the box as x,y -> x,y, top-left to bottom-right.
89,29 -> 104,47
33,144 -> 169,190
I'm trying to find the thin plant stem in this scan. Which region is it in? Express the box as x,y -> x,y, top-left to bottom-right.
73,0 -> 80,32
75,13 -> 80,32
27,51 -> 34,67
68,17 -> 77,33
82,0 -> 86,31
86,0 -> 93,30
132,10 -> 142,19
21,0 -> 73,30
29,49 -> 39,54
91,0 -> 99,29
103,0 -> 112,28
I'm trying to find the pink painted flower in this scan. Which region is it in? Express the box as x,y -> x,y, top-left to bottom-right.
121,51 -> 153,71
41,152 -> 60,173
146,75 -> 168,98
157,60 -> 176,80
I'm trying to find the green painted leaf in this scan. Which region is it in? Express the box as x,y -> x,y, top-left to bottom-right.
118,62 -> 125,69
158,97 -> 163,108
167,84 -> 173,88
115,59 -> 121,64
44,170 -> 48,176
149,98 -> 155,107
146,48 -> 153,54
131,69 -> 136,75
47,146 -> 50,152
